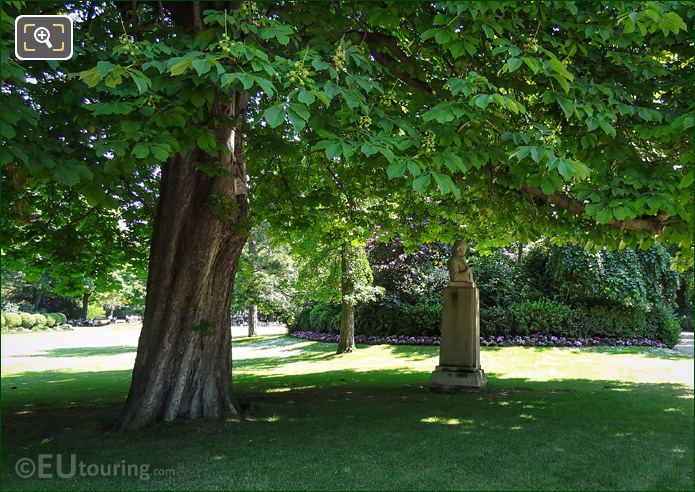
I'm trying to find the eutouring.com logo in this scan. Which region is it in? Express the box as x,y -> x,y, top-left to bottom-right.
15,454 -> 174,481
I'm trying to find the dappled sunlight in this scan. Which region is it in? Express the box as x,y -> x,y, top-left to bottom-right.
264,385 -> 316,393
420,416 -> 474,426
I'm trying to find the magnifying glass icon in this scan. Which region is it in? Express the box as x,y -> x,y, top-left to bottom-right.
33,27 -> 53,49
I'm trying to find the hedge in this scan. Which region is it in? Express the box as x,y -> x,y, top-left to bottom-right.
20,312 -> 36,329
4,312 -> 22,327
293,299 -> 682,347
1,311 -> 70,332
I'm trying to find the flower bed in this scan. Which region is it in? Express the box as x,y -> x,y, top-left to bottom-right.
289,331 -> 668,349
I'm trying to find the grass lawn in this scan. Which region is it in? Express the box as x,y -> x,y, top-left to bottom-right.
1,326 -> 693,491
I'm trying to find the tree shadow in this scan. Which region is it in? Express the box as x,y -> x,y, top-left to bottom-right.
2,364 -> 692,490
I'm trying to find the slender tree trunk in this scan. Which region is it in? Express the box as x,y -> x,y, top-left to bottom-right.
32,288 -> 43,310
81,291 -> 90,322
517,242 -> 524,264
337,243 -> 357,354
247,238 -> 258,337
119,92 -> 250,430
248,305 -> 258,337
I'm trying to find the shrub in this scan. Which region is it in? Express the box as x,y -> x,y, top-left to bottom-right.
566,304 -> 648,339
4,312 -> 22,327
20,312 -> 36,329
44,314 -> 57,327
647,306 -> 682,348
46,313 -> 65,327
510,300 -> 571,335
33,313 -> 47,329
480,306 -> 514,336
0,313 -> 4,328
300,303 -> 340,333
469,252 -> 518,309
356,295 -> 441,337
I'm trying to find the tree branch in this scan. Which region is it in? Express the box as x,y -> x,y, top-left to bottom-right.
362,32 -> 433,94
521,184 -> 669,235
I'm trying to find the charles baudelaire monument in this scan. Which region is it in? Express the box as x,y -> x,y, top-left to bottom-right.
427,240 -> 487,391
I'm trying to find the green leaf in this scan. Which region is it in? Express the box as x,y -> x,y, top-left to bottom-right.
341,142 -> 355,159
444,154 -> 463,173
553,74 -> 570,93
53,167 -> 81,186
325,141 -> 342,159
558,98 -> 574,119
523,57 -> 540,74
132,143 -> 150,159
387,161 -> 407,178
192,59 -> 211,76
434,29 -> 452,44
361,143 -> 379,157
298,90 -> 316,105
150,144 -> 170,162
286,108 -> 306,132
79,67 -> 102,88
264,105 -> 285,128
658,11 -> 687,36
613,206 -> 633,220
96,60 -> 116,76
412,173 -> 431,192
407,160 -> 421,177
289,102 -> 310,121
447,42 -> 467,59
254,76 -> 275,97
197,130 -> 217,153
557,159 -> 577,180
507,57 -> 522,72
170,60 -> 192,76
596,208 -> 613,224
679,171 -> 694,189
474,95 -> 492,109
530,147 -> 543,163
128,70 -> 151,94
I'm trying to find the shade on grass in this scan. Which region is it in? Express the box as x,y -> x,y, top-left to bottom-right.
2,332 -> 693,491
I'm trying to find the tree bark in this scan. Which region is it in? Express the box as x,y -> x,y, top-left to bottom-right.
32,288 -> 43,310
81,291 -> 90,322
521,184 -> 670,234
248,305 -> 258,337
247,238 -> 258,337
337,243 -> 356,354
119,91 -> 250,430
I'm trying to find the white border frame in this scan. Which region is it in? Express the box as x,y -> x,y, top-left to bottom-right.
15,15 -> 73,61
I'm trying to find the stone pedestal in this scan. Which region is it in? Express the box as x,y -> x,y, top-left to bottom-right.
427,282 -> 487,392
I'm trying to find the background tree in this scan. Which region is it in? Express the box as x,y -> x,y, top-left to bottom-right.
232,224 -> 297,336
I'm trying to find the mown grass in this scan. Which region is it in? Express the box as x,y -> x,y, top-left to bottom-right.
1,331 -> 693,491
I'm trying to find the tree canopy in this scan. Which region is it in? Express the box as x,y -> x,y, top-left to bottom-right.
2,0 -> 692,427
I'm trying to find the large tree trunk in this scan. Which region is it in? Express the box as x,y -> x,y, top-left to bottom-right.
81,291 -> 90,322
119,92 -> 250,430
337,243 -> 357,354
248,305 -> 258,337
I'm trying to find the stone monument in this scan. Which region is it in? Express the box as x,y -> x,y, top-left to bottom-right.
427,240 -> 487,391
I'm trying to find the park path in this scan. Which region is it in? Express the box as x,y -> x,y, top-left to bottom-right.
675,332 -> 694,356
1,323 -> 287,360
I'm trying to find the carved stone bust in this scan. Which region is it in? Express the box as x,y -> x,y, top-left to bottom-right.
448,240 -> 474,285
